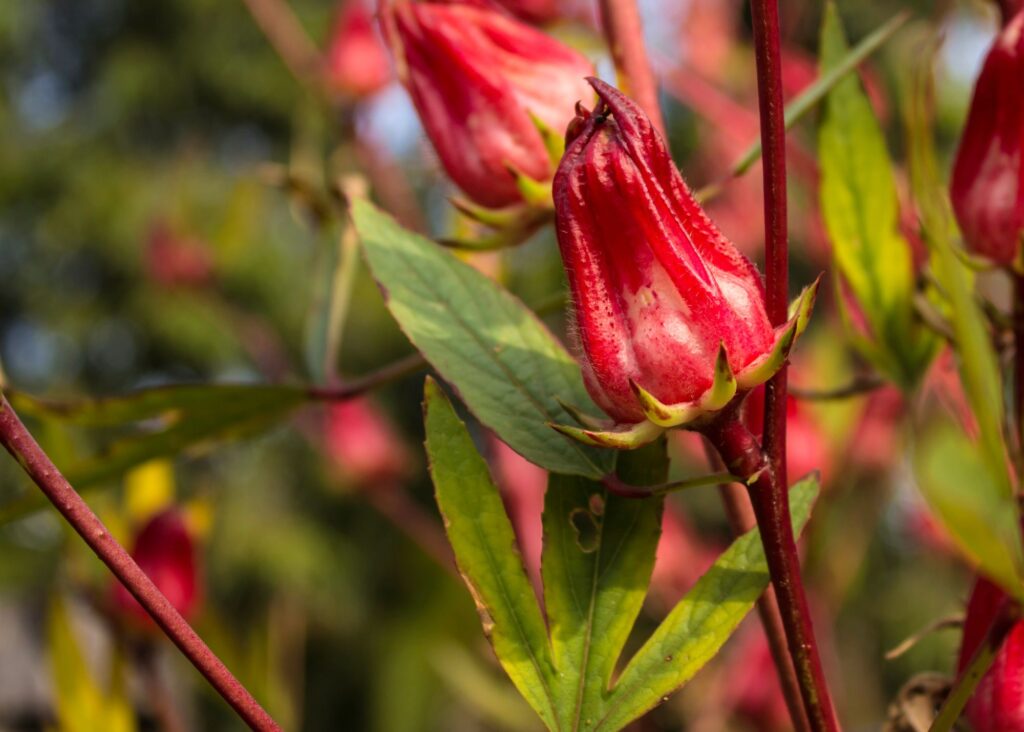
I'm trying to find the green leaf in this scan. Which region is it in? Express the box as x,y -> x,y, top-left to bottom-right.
542,443 -> 667,731
1,384 -> 306,522
915,423 -> 1024,601
595,476 -> 820,731
354,199 -> 614,479
818,3 -> 937,389
902,42 -> 1015,502
424,377 -> 559,729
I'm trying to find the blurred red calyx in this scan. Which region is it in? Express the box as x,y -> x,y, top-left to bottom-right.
324,398 -> 411,487
950,11 -> 1024,267
145,221 -> 214,289
113,509 -> 199,631
324,0 -> 392,98
432,0 -> 560,24
384,2 -> 593,208
551,79 -> 815,447
958,577 -> 1024,731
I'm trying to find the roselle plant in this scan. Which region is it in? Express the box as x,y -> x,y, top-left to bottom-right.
1,0 -> 1023,730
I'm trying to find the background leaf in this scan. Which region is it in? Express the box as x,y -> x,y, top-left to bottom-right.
541,443 -> 667,731
902,42 -> 1014,501
818,3 -> 937,389
1,384 -> 306,522
355,199 -> 614,479
915,423 -> 1024,600
424,377 -> 559,729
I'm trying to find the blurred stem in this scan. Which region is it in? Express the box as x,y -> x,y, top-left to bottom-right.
789,374 -> 885,401
323,177 -> 367,385
136,643 -> 189,732
704,441 -> 812,732
240,0 -> 323,87
1015,272 -> 1024,474
929,598 -> 1016,732
704,416 -> 839,732
0,395 -> 282,732
597,0 -> 666,137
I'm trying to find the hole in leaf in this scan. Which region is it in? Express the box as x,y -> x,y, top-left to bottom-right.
569,508 -> 600,553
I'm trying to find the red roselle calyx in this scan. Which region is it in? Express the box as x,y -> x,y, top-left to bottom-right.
383,2 -> 593,209
550,79 -> 817,451
112,509 -> 200,632
957,577 -> 1024,731
950,10 -> 1024,268
324,0 -> 392,99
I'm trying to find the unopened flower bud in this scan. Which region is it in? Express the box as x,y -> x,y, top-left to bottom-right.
950,10 -> 1024,267
957,577 -> 1024,731
113,509 -> 199,630
551,79 -> 816,449
385,2 -> 593,208
324,0 -> 392,98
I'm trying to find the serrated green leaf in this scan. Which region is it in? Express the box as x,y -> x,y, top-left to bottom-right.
818,3 -> 937,389
902,41 -> 1014,502
355,199 -> 613,479
424,378 -> 559,729
915,423 -> 1024,600
594,476 -> 820,731
542,443 -> 667,731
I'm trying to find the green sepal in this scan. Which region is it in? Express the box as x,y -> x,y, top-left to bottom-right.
737,277 -> 820,390
528,111 -> 566,168
549,419 -> 664,450
700,343 -> 738,411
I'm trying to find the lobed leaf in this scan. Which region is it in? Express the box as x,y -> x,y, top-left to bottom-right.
541,443 -> 667,731
595,476 -> 820,731
423,378 -> 559,729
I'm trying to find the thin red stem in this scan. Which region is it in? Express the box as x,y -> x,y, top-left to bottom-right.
705,440 -> 811,732
0,396 -> 281,732
705,417 -> 839,732
597,0 -> 666,138
1015,272 -> 1024,467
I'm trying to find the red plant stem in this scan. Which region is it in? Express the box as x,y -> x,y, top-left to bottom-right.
1015,272 -> 1024,466
0,396 -> 281,732
748,0 -> 790,479
705,442 -> 812,732
597,0 -> 666,137
718,484 -> 813,732
704,417 -> 839,732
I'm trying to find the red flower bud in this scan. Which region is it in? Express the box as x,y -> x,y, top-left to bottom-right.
957,577 -> 1024,731
434,0 -> 560,24
324,0 -> 392,98
324,398 -> 411,487
950,11 -> 1024,267
145,221 -> 214,290
551,79 -> 816,447
385,2 -> 593,208
113,509 -> 200,631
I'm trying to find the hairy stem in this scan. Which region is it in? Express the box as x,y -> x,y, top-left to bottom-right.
0,396 -> 281,732
597,0 -> 666,137
705,417 -> 839,732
